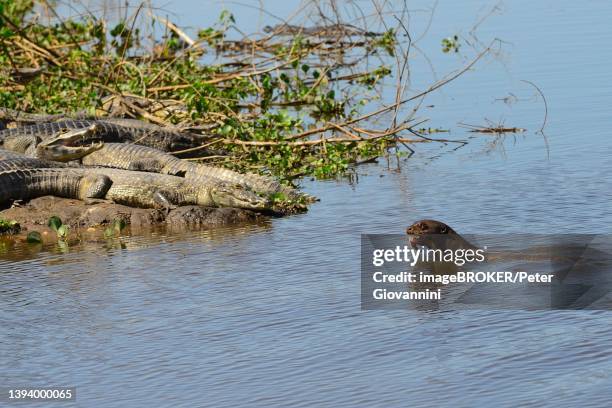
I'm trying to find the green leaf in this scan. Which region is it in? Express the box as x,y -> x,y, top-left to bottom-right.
110,21 -> 126,37
219,10 -> 235,24
56,224 -> 69,239
47,216 -> 62,231
0,218 -> 20,234
26,231 -> 42,244
112,218 -> 126,233
104,227 -> 113,238
0,26 -> 13,39
57,239 -> 69,252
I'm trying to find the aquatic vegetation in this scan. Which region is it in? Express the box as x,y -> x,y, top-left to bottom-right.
47,216 -> 68,240
459,120 -> 526,134
0,1 -> 489,182
442,35 -> 461,53
26,231 -> 42,243
0,218 -> 20,234
104,218 -> 126,238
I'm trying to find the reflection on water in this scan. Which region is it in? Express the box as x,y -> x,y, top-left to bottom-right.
3,0 -> 612,406
0,221 -> 272,263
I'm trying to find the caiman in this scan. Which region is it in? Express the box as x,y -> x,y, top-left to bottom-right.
0,157 -> 111,206
0,151 -> 271,211
18,128 -> 313,206
84,168 -> 270,210
3,124 -> 104,162
0,107 -> 93,125
2,123 -> 313,212
0,119 -> 210,152
76,143 -> 311,203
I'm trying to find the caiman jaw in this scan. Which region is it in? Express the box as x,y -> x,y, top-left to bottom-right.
37,124 -> 104,162
211,184 -> 270,210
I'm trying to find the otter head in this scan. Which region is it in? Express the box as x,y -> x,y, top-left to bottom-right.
201,182 -> 271,211
406,219 -> 459,249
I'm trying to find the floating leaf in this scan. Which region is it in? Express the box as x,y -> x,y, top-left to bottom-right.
26,231 -> 42,244
0,218 -> 20,234
47,216 -> 62,231
56,225 -> 69,240
104,227 -> 114,238
104,218 -> 126,238
57,239 -> 69,253
112,219 -> 127,233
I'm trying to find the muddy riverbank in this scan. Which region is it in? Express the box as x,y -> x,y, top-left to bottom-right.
0,196 -> 262,240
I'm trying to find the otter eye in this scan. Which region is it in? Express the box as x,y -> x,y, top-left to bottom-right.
420,223 -> 428,230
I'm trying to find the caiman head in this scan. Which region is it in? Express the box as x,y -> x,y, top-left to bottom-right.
37,124 -> 104,162
406,219 -> 473,250
200,182 -> 271,211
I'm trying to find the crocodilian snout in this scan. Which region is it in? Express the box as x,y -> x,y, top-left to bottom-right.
211,185 -> 271,210
38,124 -> 103,162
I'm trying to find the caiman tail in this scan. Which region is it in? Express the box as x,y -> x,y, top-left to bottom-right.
0,159 -> 111,205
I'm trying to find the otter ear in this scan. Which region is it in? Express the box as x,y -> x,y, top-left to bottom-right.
439,225 -> 448,234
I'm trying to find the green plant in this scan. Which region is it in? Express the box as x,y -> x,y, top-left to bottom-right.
26,231 -> 42,243
0,218 -> 20,234
370,28 -> 397,56
47,216 -> 68,240
0,2 -> 459,185
104,218 -> 126,238
442,35 -> 461,53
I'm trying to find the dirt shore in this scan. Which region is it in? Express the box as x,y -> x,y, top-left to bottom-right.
0,196 -> 263,239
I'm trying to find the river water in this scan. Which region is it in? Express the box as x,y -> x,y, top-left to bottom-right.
2,0 -> 612,407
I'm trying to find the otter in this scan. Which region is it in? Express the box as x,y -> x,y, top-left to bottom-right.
406,219 -> 578,264
406,219 -> 476,251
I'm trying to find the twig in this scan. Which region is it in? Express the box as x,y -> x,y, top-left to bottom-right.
458,122 -> 526,134
329,123 -> 362,139
170,139 -> 222,155
521,79 -> 548,133
286,40 -> 493,141
147,57 -> 299,92
148,12 -> 196,46
106,2 -> 144,87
